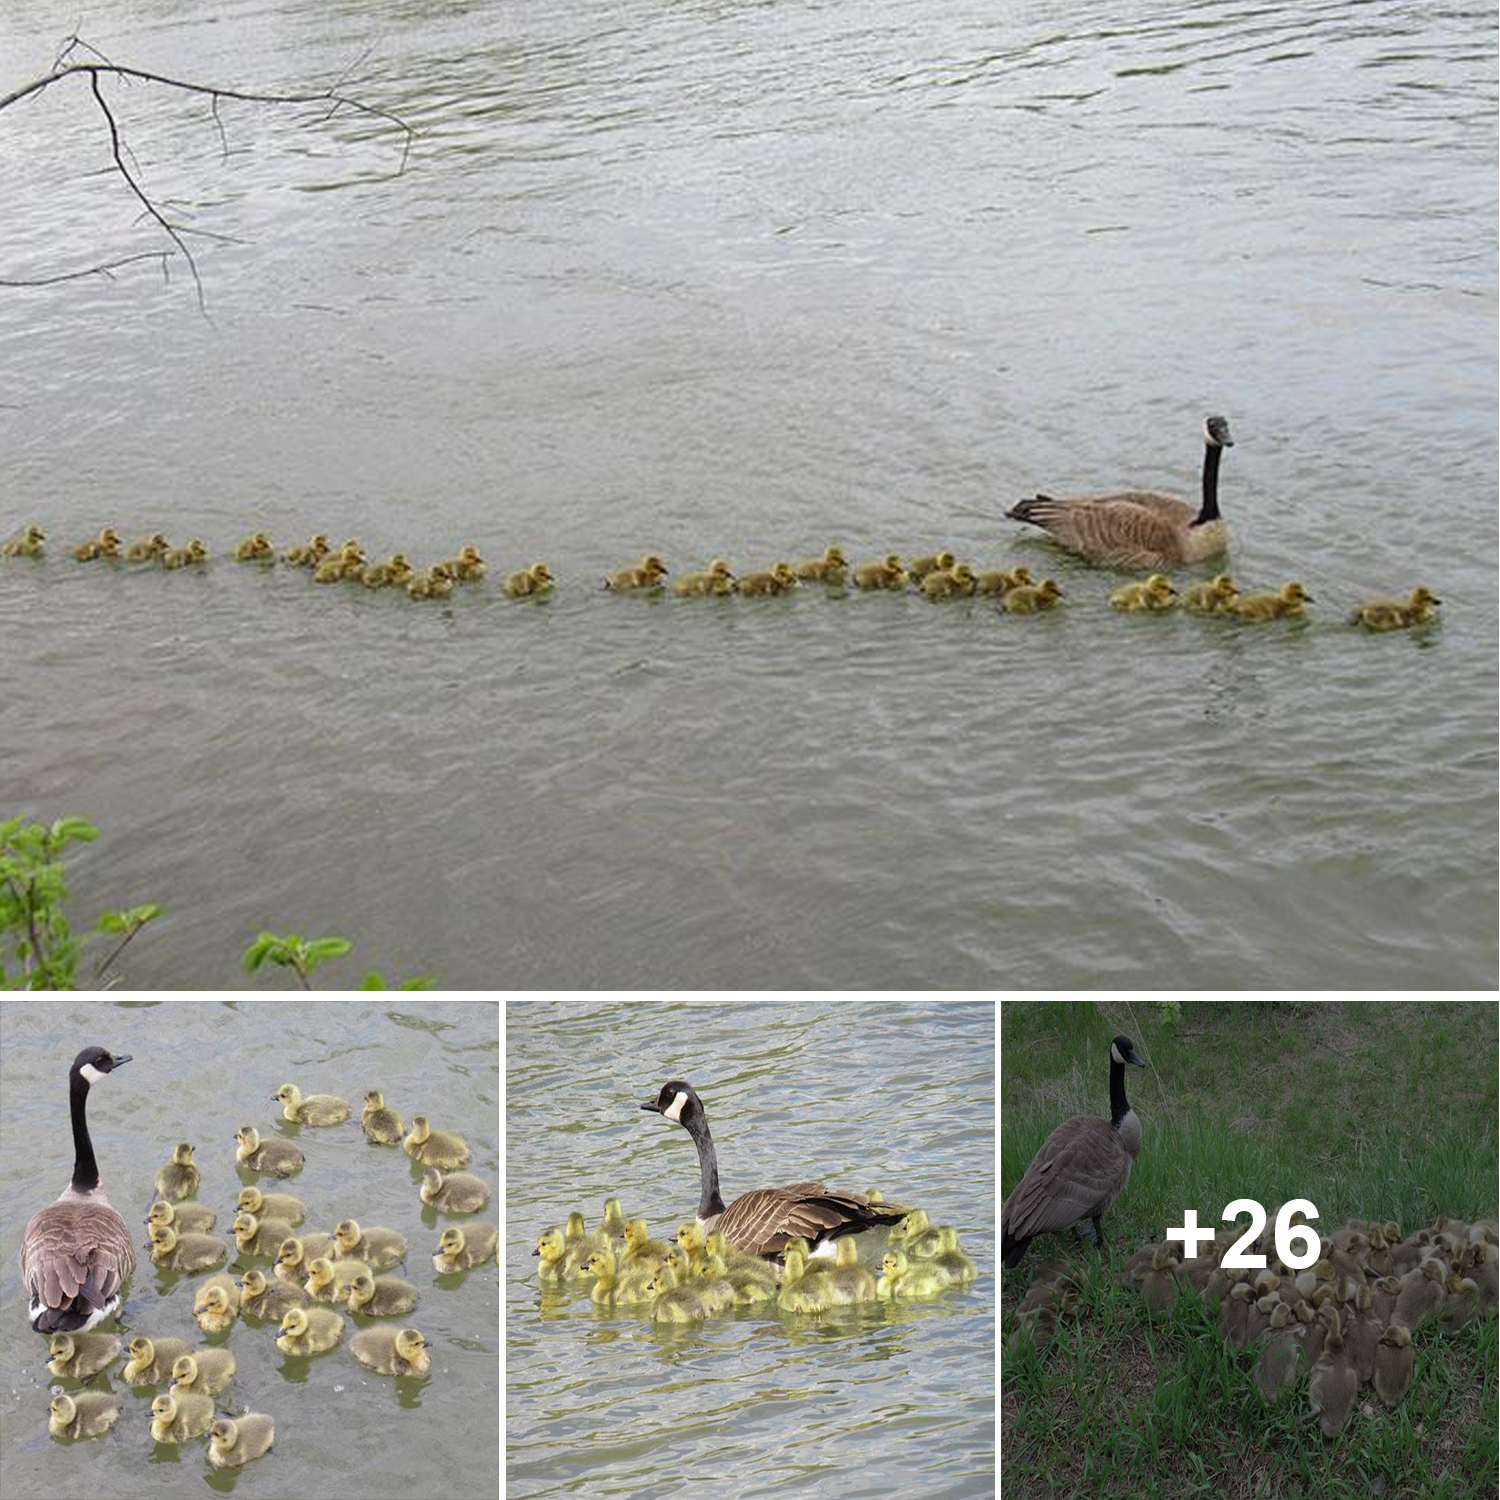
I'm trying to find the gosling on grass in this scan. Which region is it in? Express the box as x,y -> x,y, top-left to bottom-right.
1140,1246 -> 1179,1313
72,528 -> 121,561
403,1115 -> 471,1169
1234,580 -> 1312,622
148,1223 -> 227,1272
275,1305 -> 345,1354
146,1198 -> 216,1235
792,546 -> 848,583
604,554 -> 669,590
1110,573 -> 1178,611
2,526 -> 46,557
168,1349 -> 235,1397
351,1326 -> 431,1377
274,1082 -> 351,1126
46,1331 -> 121,1381
1001,578 -> 1063,613
237,1184 -> 305,1225
673,559 -> 736,596
192,1276 -> 241,1333
738,562 -> 797,596
434,1222 -> 499,1271
333,1219 -> 407,1270
853,554 -> 906,590
48,1391 -> 122,1440
238,1267 -> 310,1319
422,1167 -> 490,1214
346,1272 -> 421,1317
1181,573 -> 1238,613
207,1413 -> 275,1468
362,1090 -> 406,1144
1373,1323 -> 1414,1406
148,1390 -> 214,1444
123,1334 -> 194,1385
154,1142 -> 200,1201
504,562 -> 554,597
235,1124 -> 304,1176
974,565 -> 1031,596
1308,1305 -> 1358,1439
233,1211 -> 296,1258
1349,586 -> 1441,630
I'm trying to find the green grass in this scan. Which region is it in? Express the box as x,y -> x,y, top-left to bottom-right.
1000,1000 -> 1499,1500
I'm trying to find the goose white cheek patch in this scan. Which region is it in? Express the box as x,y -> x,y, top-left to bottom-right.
664,1091 -> 689,1123
80,1064 -> 105,1083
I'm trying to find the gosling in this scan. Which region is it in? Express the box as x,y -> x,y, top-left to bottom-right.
361,1089 -> 406,1144
403,1115 -> 471,1169
192,1279 -> 240,1334
1234,580 -> 1312,622
1350,586 -> 1441,631
421,1167 -> 490,1213
146,1198 -> 216,1235
46,1331 -> 121,1381
504,562 -> 554,597
792,546 -> 848,583
345,1272 -> 421,1317
1111,573 -> 1178,612
234,1124 -> 304,1176
333,1218 -> 408,1270
238,1267 -> 310,1319
148,1390 -> 214,1444
434,1222 -> 499,1271
350,1326 -> 431,1377
207,1414 -> 275,1468
275,1305 -> 345,1355
1001,579 -> 1064,613
673,560 -> 736,596
154,1142 -> 200,1201
168,1349 -> 235,1397
148,1223 -> 227,1272
1181,573 -> 1238,613
274,1082 -> 351,1126
123,1334 -> 194,1384
236,1184 -> 305,1224
604,554 -> 670,590
233,1210 -> 296,1258
852,554 -> 906,590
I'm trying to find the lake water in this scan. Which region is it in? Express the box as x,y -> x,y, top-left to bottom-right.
505,999 -> 996,1496
1,0 -> 1494,988
0,999 -> 499,1499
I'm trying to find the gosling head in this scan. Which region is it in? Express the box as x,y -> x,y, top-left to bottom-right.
438,1227 -> 467,1257
171,1143 -> 194,1165
149,1394 -> 178,1422
676,1222 -> 704,1253
51,1393 -> 78,1423
240,1270 -> 269,1297
1281,581 -> 1312,604
333,1221 -> 363,1253
209,1418 -> 240,1447
279,1308 -> 310,1338
48,1333 -> 76,1361
1379,1323 -> 1412,1349
640,553 -> 668,575
393,1328 -> 428,1363
149,1224 -> 179,1254
585,1247 -> 616,1279
197,1286 -> 232,1318
1410,586 -> 1441,609
1038,579 -> 1064,601
882,1248 -> 909,1277
276,1236 -> 305,1268
169,1354 -> 199,1387
536,1228 -> 566,1263
236,1125 -> 262,1152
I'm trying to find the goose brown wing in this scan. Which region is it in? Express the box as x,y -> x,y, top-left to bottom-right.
1006,492 -> 1192,567
718,1185 -> 905,1258
22,1202 -> 135,1312
1001,1116 -> 1129,1242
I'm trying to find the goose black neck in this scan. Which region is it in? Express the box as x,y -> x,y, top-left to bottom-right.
1109,1057 -> 1132,1130
69,1065 -> 99,1191
683,1113 -> 727,1218
1195,443 -> 1223,526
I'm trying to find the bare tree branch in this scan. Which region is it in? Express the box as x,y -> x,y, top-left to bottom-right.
0,250 -> 170,288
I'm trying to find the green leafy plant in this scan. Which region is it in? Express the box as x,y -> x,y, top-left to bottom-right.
243,931 -> 432,991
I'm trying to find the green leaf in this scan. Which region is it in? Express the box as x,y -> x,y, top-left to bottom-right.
303,937 -> 353,966
360,971 -> 388,990
97,912 -> 128,934
49,816 -> 99,847
243,932 -> 279,973
127,903 -> 162,926
397,976 -> 436,990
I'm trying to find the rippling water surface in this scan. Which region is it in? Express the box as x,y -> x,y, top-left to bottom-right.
505,1000 -> 995,1496
1,1 -> 1494,986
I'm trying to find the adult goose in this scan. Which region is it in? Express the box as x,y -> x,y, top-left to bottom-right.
21,1047 -> 136,1332
1007,416 -> 1234,569
640,1079 -> 905,1261
1001,1034 -> 1147,1269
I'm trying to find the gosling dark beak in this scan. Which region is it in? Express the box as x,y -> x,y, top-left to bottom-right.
531,1247 -> 540,1257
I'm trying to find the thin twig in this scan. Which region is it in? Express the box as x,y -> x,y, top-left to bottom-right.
95,923 -> 144,982
0,250 -> 170,288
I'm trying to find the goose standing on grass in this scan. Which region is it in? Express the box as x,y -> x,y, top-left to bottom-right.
21,1047 -> 136,1333
1007,416 -> 1234,569
640,1079 -> 906,1260
1001,1034 -> 1147,1268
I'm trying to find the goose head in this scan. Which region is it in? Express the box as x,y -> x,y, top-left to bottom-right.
641,1080 -> 706,1130
1204,415 -> 1234,448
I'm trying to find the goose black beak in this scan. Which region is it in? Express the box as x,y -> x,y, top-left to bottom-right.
640,1098 -> 662,1113
113,1054 -> 132,1066
1129,1055 -> 1147,1068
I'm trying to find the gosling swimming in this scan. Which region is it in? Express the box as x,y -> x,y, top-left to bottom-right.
235,1124 -> 304,1176
434,1222 -> 498,1271
421,1167 -> 490,1213
275,1304 -> 345,1354
1349,586 -> 1441,631
404,1116 -> 471,1169
154,1142 -> 200,1201
350,1325 -> 431,1376
274,1082 -> 351,1125
207,1413 -> 275,1468
361,1090 -> 406,1144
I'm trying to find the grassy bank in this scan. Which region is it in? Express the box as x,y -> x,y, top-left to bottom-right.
1000,1000 -> 1498,1500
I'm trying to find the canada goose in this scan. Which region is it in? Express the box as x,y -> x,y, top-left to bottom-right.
304,1256 -> 371,1302
21,1048 -> 135,1333
2,525 -> 46,557
1234,581 -> 1312,622
333,1219 -> 407,1270
275,1304 -> 344,1354
1181,573 -> 1239,613
1308,1305 -> 1358,1439
642,1080 -> 905,1260
792,547 -> 848,583
1441,1273 -> 1479,1330
1008,415 -> 1234,568
974,565 -> 1032,596
73,528 -> 122,562
737,562 -> 797,596
403,1116 -> 471,1169
235,1125 -> 304,1177
605,554 -> 670,589
361,1091 -> 406,1144
236,1185 -> 305,1225
274,1233 -> 336,1282
207,1413 -> 276,1468
931,1227 -> 978,1285
351,1325 -> 431,1377
1141,1246 -> 1179,1314
123,1334 -> 194,1384
1001,1035 -> 1147,1267
346,1271 -> 421,1317
1370,1274 -> 1402,1325
154,1142 -> 199,1202
778,1247 -> 831,1313
192,1275 -> 241,1333
282,534 -> 330,566
822,1235 -> 877,1304
239,1267 -> 309,1318
446,544 -> 486,582
1253,1305 -> 1302,1401
47,1330 -> 122,1380
1391,1258 -> 1447,1327
1110,574 -> 1178,612
505,562 -> 554,597
48,1391 -> 123,1440
908,551 -> 956,582
163,538 -> 208,569
852,554 -> 906,590
148,1223 -> 227,1272
673,560 -> 736,596
1000,578 -> 1064,614
274,1083 -> 351,1126
233,1212 -> 295,1258
146,1198 -> 216,1236
148,1390 -> 214,1444
434,1222 -> 499,1271
1350,587 -> 1441,631
407,564 -> 455,599
644,1261 -> 706,1323
1373,1323 -> 1415,1407
169,1349 -> 235,1396
1342,1283 -> 1381,1382
1218,1281 -> 1255,1348
920,563 -> 978,599
125,533 -> 169,563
